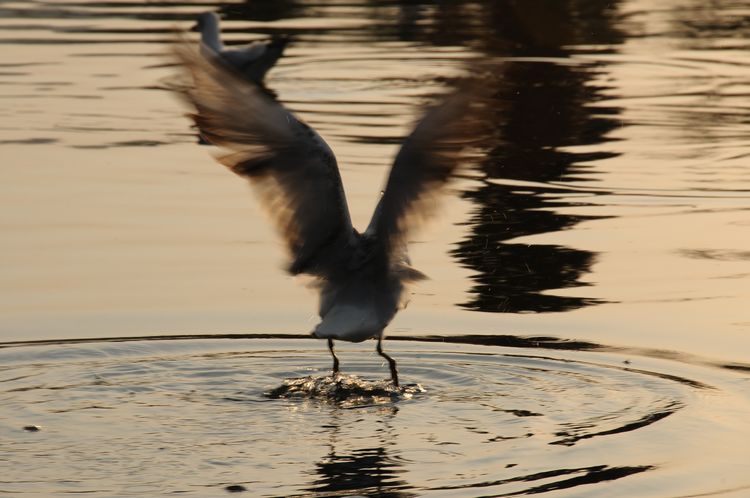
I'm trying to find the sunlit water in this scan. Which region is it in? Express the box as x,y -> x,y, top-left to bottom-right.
3,337 -> 749,497
1,0 -> 750,496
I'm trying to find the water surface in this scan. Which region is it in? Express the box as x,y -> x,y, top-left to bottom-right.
3,337 -> 749,497
1,0 -> 749,496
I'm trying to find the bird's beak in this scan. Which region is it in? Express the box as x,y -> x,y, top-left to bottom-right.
269,34 -> 290,49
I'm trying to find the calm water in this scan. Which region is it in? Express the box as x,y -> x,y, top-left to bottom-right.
1,0 -> 749,496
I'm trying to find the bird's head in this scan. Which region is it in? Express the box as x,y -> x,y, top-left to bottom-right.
268,34 -> 291,50
190,12 -> 220,33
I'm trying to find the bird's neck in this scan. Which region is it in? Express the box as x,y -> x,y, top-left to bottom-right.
200,21 -> 223,51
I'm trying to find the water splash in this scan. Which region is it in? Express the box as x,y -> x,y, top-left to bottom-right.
265,374 -> 425,407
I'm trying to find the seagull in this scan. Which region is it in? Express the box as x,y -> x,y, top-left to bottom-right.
191,11 -> 288,84
171,40 -> 484,387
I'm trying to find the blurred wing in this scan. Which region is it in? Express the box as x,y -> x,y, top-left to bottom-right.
367,84 -> 484,254
172,40 -> 354,277
234,36 -> 289,83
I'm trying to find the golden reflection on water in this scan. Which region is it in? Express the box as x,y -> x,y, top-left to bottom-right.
0,0 -> 748,368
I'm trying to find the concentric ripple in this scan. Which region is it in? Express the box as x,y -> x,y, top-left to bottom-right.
2,337 -> 748,497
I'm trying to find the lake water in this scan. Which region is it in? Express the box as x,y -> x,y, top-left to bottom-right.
1,0 -> 749,496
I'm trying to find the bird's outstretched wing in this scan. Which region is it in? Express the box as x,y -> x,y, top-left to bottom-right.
172,40 -> 354,278
366,82 -> 486,259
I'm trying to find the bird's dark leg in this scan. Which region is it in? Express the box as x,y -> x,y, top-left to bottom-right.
328,338 -> 340,377
376,337 -> 399,388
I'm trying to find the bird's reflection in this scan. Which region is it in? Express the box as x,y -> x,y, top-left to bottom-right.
305,408 -> 416,497
310,446 -> 414,497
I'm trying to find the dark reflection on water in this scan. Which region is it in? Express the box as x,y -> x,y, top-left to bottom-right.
306,411 -> 415,498
430,464 -> 654,495
550,402 -> 681,446
448,0 -> 624,313
310,446 -> 415,498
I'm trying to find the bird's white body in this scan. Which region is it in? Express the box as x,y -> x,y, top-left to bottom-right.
314,303 -> 384,343
313,264 -> 404,343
